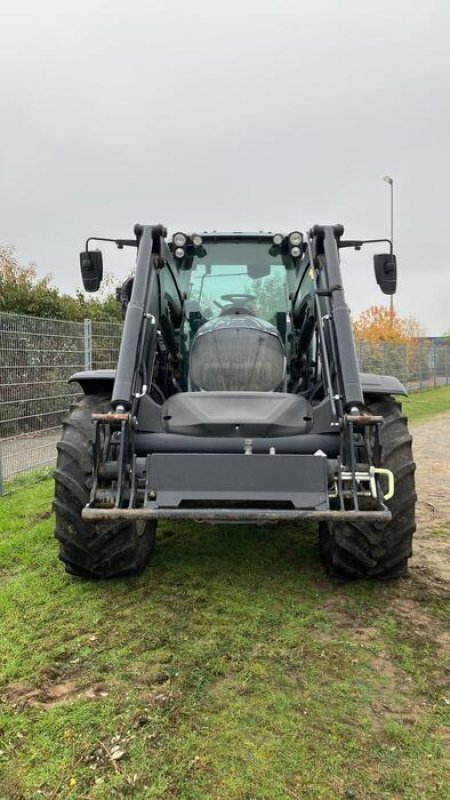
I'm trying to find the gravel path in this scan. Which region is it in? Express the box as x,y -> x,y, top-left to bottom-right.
1,430 -> 61,482
411,411 -> 450,586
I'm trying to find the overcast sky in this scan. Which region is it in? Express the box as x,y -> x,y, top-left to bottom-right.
1,0 -> 449,334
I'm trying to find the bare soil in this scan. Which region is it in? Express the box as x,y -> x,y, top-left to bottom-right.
0,676 -> 109,710
410,411 -> 450,589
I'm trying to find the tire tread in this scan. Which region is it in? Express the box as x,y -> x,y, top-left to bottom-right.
319,397 -> 417,580
54,394 -> 155,579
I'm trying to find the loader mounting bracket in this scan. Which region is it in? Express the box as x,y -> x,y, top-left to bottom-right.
90,412 -> 137,509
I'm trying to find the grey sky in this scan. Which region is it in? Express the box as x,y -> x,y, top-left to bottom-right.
1,0 -> 449,334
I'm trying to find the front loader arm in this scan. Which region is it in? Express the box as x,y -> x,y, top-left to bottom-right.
111,225 -> 185,411
310,224 -> 364,412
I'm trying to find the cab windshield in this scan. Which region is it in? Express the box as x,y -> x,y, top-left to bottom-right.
187,241 -> 289,323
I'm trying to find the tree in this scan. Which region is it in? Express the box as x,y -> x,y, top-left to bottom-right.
0,245 -> 122,321
353,306 -> 428,383
353,305 -> 425,342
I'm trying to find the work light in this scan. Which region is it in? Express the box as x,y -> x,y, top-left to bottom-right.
289,231 -> 303,246
173,232 -> 187,247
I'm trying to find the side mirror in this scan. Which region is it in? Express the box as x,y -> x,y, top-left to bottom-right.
374,253 -> 397,295
80,250 -> 103,292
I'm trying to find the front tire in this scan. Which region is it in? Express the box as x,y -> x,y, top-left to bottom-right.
319,397 -> 416,579
54,394 -> 156,579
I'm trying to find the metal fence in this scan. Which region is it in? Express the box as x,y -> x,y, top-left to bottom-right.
0,312 -> 122,490
0,310 -> 449,491
357,338 -> 450,392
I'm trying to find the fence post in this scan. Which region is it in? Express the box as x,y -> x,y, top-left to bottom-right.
84,319 -> 92,371
403,342 -> 408,388
0,447 -> 4,496
433,339 -> 437,388
419,343 -> 423,391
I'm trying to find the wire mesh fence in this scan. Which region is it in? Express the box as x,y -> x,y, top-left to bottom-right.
0,312 -> 122,491
0,310 -> 449,492
357,338 -> 450,392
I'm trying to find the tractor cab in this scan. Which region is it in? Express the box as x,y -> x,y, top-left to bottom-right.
157,233 -> 312,438
171,233 -> 304,396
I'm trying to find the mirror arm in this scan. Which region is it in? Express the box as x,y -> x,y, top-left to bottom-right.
339,237 -> 393,254
85,236 -> 138,251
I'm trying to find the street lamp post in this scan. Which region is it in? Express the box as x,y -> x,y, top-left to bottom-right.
383,175 -> 394,314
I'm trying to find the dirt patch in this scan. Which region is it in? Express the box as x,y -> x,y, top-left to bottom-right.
31,509 -> 52,523
437,725 -> 450,745
388,597 -> 450,648
0,678 -> 109,709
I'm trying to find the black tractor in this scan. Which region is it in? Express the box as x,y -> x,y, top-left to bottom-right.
54,224 -> 416,579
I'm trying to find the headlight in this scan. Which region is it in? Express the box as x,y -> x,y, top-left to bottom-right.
174,247 -> 185,259
290,246 -> 301,258
173,232 -> 187,247
289,231 -> 303,246
272,233 -> 284,246
192,233 -> 203,247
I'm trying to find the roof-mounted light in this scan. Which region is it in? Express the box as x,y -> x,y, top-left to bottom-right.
289,231 -> 303,246
174,247 -> 185,259
290,246 -> 301,258
191,233 -> 203,247
173,232 -> 187,247
272,233 -> 284,246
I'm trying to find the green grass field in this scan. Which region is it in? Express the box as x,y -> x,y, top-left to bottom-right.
403,385 -> 450,425
0,388 -> 449,799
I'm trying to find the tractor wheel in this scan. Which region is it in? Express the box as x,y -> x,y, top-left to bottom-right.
319,397 -> 416,580
54,393 -> 156,579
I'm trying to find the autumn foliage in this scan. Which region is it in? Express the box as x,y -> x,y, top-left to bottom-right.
353,306 -> 424,343
353,306 -> 429,383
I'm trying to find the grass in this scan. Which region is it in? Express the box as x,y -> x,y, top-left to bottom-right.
0,388 -> 449,799
1,496 -> 449,798
403,385 -> 450,425
2,466 -> 53,497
